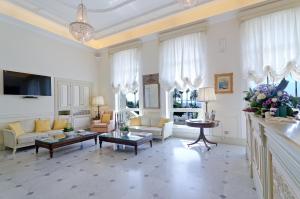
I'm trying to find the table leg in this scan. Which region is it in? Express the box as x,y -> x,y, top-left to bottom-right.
188,128 -> 204,146
49,148 -> 53,159
35,145 -> 39,154
150,140 -> 152,148
94,136 -> 97,145
134,145 -> 138,155
99,140 -> 102,148
204,136 -> 218,146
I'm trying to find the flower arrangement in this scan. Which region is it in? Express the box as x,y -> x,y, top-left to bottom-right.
243,79 -> 299,117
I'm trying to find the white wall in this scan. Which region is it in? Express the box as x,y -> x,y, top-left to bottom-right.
98,17 -> 246,144
0,16 -> 100,146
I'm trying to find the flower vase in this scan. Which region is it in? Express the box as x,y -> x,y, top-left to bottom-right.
278,105 -> 287,118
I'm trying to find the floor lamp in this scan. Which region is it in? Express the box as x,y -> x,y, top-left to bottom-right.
92,96 -> 104,120
198,87 -> 216,121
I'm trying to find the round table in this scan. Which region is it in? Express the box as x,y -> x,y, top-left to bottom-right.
185,119 -> 219,151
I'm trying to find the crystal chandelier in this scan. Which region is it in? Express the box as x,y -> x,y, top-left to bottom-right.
177,0 -> 198,7
69,1 -> 94,42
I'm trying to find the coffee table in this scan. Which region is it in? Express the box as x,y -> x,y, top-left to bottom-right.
98,132 -> 153,155
35,131 -> 98,158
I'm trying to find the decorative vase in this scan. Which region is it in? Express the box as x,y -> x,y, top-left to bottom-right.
278,105 -> 287,117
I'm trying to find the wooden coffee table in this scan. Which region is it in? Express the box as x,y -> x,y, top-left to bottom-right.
35,131 -> 98,158
98,132 -> 153,155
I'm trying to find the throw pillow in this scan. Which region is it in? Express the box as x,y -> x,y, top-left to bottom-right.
35,119 -> 51,133
101,113 -> 111,124
53,119 -> 68,130
8,122 -> 25,137
157,118 -> 170,128
130,117 -> 141,126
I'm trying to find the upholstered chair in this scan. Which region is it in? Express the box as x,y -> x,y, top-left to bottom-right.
90,111 -> 115,133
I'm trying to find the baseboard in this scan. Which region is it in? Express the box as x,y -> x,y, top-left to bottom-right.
173,133 -> 246,146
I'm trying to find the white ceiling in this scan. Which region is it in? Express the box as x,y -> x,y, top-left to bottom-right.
8,0 -> 211,39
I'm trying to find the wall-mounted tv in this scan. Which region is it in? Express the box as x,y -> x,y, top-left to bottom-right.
3,70 -> 51,96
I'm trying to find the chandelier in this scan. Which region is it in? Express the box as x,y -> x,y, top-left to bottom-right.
177,0 -> 198,7
69,1 -> 94,42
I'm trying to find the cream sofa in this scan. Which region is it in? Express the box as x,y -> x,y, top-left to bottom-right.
3,119 -> 64,155
128,116 -> 173,141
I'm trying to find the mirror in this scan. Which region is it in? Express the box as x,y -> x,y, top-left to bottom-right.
143,74 -> 160,109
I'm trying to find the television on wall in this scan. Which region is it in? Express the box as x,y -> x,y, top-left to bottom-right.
3,70 -> 51,96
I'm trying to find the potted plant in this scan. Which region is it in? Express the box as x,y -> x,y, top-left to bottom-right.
119,126 -> 129,136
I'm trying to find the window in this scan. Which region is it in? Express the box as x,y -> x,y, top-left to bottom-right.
171,88 -> 202,125
241,6 -> 300,84
119,91 -> 140,114
111,47 -> 140,114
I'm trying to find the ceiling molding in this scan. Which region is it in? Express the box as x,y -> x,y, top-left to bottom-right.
238,0 -> 300,22
54,0 -> 136,13
1,0 -> 269,50
87,0 -> 269,49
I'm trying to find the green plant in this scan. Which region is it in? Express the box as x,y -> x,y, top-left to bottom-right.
120,126 -> 129,132
63,127 -> 74,132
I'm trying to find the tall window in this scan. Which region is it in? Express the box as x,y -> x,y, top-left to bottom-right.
159,31 -> 207,123
241,7 -> 300,86
111,48 -> 140,114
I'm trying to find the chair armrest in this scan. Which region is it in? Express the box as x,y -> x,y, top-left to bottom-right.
162,121 -> 173,139
108,119 -> 116,131
2,129 -> 17,148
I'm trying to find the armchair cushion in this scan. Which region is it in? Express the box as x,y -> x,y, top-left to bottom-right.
101,113 -> 111,124
8,122 -> 25,137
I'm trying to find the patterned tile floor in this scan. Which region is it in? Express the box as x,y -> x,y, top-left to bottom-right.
0,138 -> 257,199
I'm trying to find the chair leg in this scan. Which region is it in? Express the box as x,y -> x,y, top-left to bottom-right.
12,147 -> 17,156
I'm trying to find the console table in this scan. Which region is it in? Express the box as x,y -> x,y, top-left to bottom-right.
185,119 -> 219,150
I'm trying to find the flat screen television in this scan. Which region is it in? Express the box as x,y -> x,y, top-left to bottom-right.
3,70 -> 51,96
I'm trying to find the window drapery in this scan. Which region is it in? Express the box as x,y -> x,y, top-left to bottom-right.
241,7 -> 300,84
111,48 -> 140,94
159,32 -> 207,91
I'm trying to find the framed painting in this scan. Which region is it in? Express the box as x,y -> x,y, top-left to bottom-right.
214,73 -> 233,94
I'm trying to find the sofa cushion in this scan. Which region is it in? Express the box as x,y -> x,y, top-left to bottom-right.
140,117 -> 150,126
150,118 -> 160,127
17,133 -> 37,144
47,130 -> 64,136
35,119 -> 51,132
157,118 -> 171,128
8,122 -> 25,137
130,117 -> 141,126
129,126 -> 162,137
20,119 -> 35,133
53,119 -> 68,130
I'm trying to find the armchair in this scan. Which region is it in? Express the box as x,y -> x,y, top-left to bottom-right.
90,111 -> 115,133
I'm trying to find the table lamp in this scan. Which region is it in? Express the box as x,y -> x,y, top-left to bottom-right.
198,87 -> 216,120
92,96 -> 104,119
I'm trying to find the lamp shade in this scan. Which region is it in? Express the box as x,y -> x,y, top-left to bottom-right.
198,87 -> 216,102
92,96 -> 104,106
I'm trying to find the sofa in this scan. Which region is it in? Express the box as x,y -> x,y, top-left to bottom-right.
128,116 -> 173,141
90,111 -> 115,133
3,118 -> 66,155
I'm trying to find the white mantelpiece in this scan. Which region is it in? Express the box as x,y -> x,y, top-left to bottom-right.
245,113 -> 300,199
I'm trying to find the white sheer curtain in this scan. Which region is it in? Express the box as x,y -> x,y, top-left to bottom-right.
111,48 -> 140,94
159,32 -> 207,91
241,6 -> 300,84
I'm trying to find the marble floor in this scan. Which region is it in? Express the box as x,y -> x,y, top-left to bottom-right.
0,138 -> 257,199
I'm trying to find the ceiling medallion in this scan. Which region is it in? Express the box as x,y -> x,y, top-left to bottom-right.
69,1 -> 94,42
177,0 -> 198,7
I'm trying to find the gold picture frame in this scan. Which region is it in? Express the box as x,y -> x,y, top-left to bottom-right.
214,73 -> 233,94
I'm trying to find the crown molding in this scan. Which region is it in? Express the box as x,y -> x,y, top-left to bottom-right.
108,40 -> 142,55
0,14 -> 95,53
1,0 -> 269,50
238,0 -> 300,22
